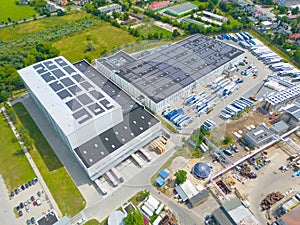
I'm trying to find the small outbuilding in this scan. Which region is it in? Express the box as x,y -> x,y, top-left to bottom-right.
159,169 -> 170,180
155,176 -> 166,187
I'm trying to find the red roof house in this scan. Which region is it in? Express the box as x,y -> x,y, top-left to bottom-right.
149,1 -> 170,10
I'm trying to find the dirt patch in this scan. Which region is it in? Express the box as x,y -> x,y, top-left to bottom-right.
211,107 -> 271,143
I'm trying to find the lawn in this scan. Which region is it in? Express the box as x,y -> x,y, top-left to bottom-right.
13,103 -> 85,216
86,219 -> 101,225
136,24 -> 172,38
190,1 -> 208,8
0,0 -> 36,23
0,112 -> 35,192
52,23 -> 138,62
0,11 -> 90,41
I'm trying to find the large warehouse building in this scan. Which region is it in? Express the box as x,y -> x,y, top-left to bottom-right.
18,56 -> 161,181
96,34 -> 245,113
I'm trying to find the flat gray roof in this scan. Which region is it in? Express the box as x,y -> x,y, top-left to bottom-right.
73,61 -> 159,168
101,34 -> 244,103
285,104 -> 300,121
243,124 -> 274,146
270,120 -> 289,133
165,2 -> 198,15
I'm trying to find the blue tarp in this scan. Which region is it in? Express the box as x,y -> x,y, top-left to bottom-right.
159,169 -> 170,180
155,176 -> 166,187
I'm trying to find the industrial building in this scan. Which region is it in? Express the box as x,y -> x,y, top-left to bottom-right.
18,56 -> 161,181
164,2 -> 198,17
96,34 -> 245,113
202,10 -> 228,22
212,197 -> 259,225
174,180 -> 208,208
98,4 -> 122,14
263,85 -> 300,113
243,124 -> 275,148
270,120 -> 290,135
280,104 -> 300,129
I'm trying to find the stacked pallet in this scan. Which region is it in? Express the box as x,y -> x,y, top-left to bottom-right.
150,136 -> 168,154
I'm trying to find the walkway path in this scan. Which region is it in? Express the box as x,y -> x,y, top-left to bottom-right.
1,106 -> 62,217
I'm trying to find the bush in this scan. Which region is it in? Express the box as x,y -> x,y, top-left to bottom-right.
175,170 -> 187,184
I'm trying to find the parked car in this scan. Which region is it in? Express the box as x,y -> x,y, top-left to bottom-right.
77,218 -> 86,225
10,191 -> 14,197
18,210 -> 23,217
30,217 -> 35,224
36,199 -> 41,206
31,196 -> 35,201
37,191 -> 41,197
25,205 -> 30,212
19,202 -> 24,209
26,219 -> 31,225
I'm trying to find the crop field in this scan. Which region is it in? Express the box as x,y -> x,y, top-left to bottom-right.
136,24 -> 172,38
52,23 -> 138,62
0,11 -> 91,41
0,112 -> 35,192
13,103 -> 85,216
0,0 -> 36,23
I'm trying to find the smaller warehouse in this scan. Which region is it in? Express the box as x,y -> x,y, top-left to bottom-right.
98,4 -> 122,14
212,197 -> 259,225
270,120 -> 289,135
174,180 -> 208,207
243,124 -> 274,148
164,3 -> 198,17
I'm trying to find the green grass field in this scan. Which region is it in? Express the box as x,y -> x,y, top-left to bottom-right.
13,103 -> 85,216
85,219 -> 101,225
136,24 -> 172,38
0,112 -> 35,192
0,0 -> 36,23
0,11 -> 90,41
52,23 -> 138,62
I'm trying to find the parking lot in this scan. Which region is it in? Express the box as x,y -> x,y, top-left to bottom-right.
2,177 -> 52,225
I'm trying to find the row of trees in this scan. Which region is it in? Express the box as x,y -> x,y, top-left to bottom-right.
4,103 -> 34,151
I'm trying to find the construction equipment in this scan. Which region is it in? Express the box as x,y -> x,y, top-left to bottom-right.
249,77 -> 269,101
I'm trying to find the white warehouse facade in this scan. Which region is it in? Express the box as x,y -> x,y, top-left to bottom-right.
18,56 -> 161,180
96,34 -> 245,113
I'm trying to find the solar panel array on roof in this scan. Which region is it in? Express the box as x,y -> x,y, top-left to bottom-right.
74,60 -> 139,115
31,57 -> 115,123
266,85 -> 300,105
107,34 -> 244,103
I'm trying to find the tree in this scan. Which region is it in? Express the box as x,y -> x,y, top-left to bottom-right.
175,170 -> 187,184
172,29 -> 180,37
223,135 -> 233,145
124,209 -> 143,225
291,7 -> 299,15
207,1 -> 215,11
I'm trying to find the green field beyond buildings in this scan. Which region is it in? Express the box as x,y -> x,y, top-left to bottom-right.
0,0 -> 36,23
